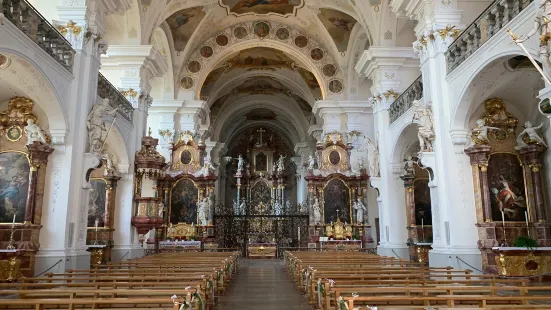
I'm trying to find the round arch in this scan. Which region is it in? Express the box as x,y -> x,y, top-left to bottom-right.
104,123 -> 131,174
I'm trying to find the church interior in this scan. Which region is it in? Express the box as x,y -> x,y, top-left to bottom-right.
2,0 -> 551,308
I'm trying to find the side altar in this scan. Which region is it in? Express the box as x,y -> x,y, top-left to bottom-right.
304,132 -> 372,250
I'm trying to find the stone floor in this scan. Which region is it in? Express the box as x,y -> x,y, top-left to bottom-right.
216,259 -> 311,310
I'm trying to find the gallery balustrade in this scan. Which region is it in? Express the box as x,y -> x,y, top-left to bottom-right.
97,73 -> 134,123
389,76 -> 423,124
1,0 -> 75,72
446,0 -> 533,73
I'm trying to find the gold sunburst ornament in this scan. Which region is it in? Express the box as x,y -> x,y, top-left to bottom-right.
6,125 -> 22,142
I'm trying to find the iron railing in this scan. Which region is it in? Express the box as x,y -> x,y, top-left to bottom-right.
446,0 -> 533,73
1,0 -> 75,72
97,73 -> 134,123
389,76 -> 423,124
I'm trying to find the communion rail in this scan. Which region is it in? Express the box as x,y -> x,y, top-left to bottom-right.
1,0 -> 75,72
446,0 -> 534,73
389,75 -> 423,124
97,73 -> 134,123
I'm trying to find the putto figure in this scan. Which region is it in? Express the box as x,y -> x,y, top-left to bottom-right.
516,121 -> 548,149
307,154 -> 316,170
465,119 -> 503,149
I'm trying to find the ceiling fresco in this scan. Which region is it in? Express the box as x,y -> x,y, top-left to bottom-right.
166,7 -> 206,52
220,0 -> 303,16
317,8 -> 357,52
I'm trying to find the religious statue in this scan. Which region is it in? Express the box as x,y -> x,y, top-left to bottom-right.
237,154 -> 245,173
102,151 -> 116,176
312,197 -> 321,224
465,119 -> 503,149
307,154 -> 316,170
365,136 -> 380,177
285,199 -> 292,213
515,121 -> 548,150
411,100 -> 435,152
200,154 -> 215,176
87,98 -> 117,153
239,199 -> 247,215
198,197 -> 209,226
353,198 -> 368,224
277,154 -> 286,173
273,201 -> 282,216
233,199 -> 239,215
403,156 -> 415,176
24,119 -> 48,145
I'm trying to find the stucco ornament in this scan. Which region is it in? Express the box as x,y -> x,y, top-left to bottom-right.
365,136 -> 379,177
87,98 -> 118,153
411,100 -> 435,152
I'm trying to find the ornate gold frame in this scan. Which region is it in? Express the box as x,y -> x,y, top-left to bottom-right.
0,150 -> 30,225
169,177 -> 201,225
322,176 -> 353,224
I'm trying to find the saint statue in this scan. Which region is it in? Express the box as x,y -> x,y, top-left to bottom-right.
103,151 -> 116,176
239,199 -> 247,215
365,136 -> 380,177
312,197 -> 321,224
233,199 -> 239,215
273,201 -> 282,216
403,156 -> 415,176
277,154 -> 286,172
24,119 -> 48,145
237,154 -> 245,172
411,100 -> 435,152
515,121 -> 548,150
465,119 -> 503,149
197,197 -> 209,226
353,197 -> 368,224
200,154 -> 215,176
307,154 -> 316,170
87,98 -> 118,153
285,199 -> 292,213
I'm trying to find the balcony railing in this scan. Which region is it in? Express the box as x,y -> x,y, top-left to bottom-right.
97,73 -> 134,123
389,76 -> 423,124
446,0 -> 533,73
1,0 -> 75,72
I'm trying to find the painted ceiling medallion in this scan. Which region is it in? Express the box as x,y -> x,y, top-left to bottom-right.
254,22 -> 270,38
220,0 -> 303,17
216,34 -> 229,46
276,28 -> 290,40
180,77 -> 194,90
234,26 -> 248,39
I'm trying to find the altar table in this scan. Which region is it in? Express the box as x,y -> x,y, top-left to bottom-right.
247,243 -> 277,258
320,240 -> 362,251
160,241 -> 202,250
492,247 -> 551,277
0,249 -> 24,282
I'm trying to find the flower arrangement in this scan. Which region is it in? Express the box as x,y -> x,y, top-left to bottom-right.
514,235 -> 538,249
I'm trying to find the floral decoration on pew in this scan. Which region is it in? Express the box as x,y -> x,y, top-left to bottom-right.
171,291 -> 204,310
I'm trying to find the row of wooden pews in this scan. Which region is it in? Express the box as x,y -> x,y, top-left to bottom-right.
284,251 -> 551,309
0,251 -> 240,309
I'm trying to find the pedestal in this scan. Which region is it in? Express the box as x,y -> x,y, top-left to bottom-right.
492,247 -> 551,277
0,249 -> 25,282
87,245 -> 106,267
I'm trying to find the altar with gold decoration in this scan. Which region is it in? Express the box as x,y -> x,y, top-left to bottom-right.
247,243 -> 277,258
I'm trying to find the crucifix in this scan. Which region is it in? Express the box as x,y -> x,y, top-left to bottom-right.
257,128 -> 266,145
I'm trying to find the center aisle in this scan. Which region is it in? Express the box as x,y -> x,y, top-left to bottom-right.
216,259 -> 311,309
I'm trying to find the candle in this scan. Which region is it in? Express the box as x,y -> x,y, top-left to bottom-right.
501,210 -> 506,226
12,214 -> 15,226
525,211 -> 529,226
421,218 -> 424,230
95,219 -> 99,232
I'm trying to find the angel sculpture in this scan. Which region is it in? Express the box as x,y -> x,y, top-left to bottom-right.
276,154 -> 286,172
307,154 -> 316,170
24,119 -> 48,145
515,121 -> 548,150
465,119 -> 503,149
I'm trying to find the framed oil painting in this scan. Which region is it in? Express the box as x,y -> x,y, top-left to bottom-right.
0,152 -> 29,223
414,179 -> 432,225
88,179 -> 106,227
487,153 -> 527,222
323,178 -> 350,223
170,179 -> 199,224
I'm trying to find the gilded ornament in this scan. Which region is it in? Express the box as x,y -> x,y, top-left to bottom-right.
383,89 -> 400,99
437,25 -> 461,40
5,125 -> 22,142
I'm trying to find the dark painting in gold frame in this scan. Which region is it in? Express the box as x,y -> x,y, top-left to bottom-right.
0,152 -> 29,223
487,153 -> 527,222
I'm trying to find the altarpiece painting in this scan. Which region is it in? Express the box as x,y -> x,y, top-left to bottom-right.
487,153 -> 527,222
88,179 -> 107,227
170,179 -> 199,224
414,179 -> 432,225
323,178 -> 350,223
0,152 -> 29,223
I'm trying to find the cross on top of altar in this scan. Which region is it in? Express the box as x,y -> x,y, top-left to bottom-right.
256,128 -> 266,147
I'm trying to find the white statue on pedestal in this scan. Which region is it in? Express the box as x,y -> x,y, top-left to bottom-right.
307,154 -> 316,170
312,197 -> 321,224
233,199 -> 239,214
237,154 -> 244,173
200,154 -> 215,176
403,156 -> 415,176
411,100 -> 435,152
87,98 -> 118,153
515,121 -> 548,149
353,198 -> 368,224
277,154 -> 286,172
239,199 -> 247,215
273,201 -> 282,215
465,119 -> 503,149
365,136 -> 380,177
198,197 -> 209,226
103,151 -> 116,176
24,119 -> 48,145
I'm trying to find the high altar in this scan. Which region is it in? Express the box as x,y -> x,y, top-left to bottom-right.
305,131 -> 372,250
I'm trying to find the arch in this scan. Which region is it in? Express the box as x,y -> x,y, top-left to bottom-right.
0,51 -> 68,142
176,21 -> 344,100
390,122 -> 419,165
104,124 -> 131,174
451,49 -> 540,131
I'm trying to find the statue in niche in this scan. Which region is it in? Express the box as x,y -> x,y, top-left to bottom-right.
353,197 -> 368,224
365,136 -> 379,177
237,154 -> 245,172
515,121 -> 548,150
312,197 -> 321,224
198,197 -> 209,226
239,199 -> 247,215
307,154 -> 316,170
403,156 -> 415,176
87,98 -> 118,153
24,119 -> 48,145
411,100 -> 435,152
465,119 -> 504,149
